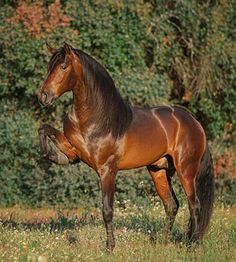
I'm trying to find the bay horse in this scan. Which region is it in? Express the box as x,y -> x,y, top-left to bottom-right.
36,43 -> 214,251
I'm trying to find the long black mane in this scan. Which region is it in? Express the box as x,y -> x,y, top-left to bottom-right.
48,47 -> 132,139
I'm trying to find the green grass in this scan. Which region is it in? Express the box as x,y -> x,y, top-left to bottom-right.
0,203 -> 235,261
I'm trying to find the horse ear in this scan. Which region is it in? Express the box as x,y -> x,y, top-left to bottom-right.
64,42 -> 73,55
46,42 -> 56,54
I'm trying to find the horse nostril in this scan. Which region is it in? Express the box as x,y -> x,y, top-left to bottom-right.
41,92 -> 47,103
38,90 -> 55,106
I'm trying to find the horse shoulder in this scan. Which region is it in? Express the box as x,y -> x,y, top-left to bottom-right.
63,115 -> 93,165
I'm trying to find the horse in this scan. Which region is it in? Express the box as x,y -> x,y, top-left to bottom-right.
36,43 -> 214,251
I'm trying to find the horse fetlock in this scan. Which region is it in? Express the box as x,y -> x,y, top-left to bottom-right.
166,200 -> 179,218
187,214 -> 201,242
106,234 -> 115,252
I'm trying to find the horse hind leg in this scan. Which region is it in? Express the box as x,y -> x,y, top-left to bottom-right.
174,161 -> 201,242
147,157 -> 179,243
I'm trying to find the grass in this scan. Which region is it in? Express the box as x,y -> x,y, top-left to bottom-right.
0,202 -> 235,262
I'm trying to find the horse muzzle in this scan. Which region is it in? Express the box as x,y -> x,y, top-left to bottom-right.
37,90 -> 56,107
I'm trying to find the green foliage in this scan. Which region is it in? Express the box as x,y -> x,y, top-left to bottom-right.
0,0 -> 235,207
0,103 -> 39,205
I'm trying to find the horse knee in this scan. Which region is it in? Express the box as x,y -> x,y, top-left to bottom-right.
103,205 -> 113,223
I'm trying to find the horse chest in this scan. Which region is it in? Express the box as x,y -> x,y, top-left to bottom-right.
63,118 -> 91,163
63,118 -> 118,170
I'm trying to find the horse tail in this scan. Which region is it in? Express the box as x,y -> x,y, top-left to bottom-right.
196,143 -> 215,239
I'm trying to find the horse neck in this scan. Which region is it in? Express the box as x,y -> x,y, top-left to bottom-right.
71,82 -> 91,128
71,80 -> 132,138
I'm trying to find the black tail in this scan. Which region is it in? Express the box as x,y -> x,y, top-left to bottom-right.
196,144 -> 215,239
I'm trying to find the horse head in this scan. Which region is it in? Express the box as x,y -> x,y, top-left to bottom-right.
36,43 -> 82,106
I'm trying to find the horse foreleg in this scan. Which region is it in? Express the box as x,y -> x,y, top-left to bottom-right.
38,124 -> 78,165
147,166 -> 179,243
99,168 -> 116,252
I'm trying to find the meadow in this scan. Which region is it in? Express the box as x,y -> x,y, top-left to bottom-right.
0,202 -> 235,262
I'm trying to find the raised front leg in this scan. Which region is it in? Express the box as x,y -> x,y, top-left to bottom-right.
38,124 -> 78,165
99,168 -> 116,252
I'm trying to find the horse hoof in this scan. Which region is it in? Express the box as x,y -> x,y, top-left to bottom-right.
106,242 -> 115,253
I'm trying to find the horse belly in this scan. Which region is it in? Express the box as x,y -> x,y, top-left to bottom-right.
118,118 -> 168,169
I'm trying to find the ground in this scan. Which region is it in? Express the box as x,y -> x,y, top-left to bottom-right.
0,202 -> 235,261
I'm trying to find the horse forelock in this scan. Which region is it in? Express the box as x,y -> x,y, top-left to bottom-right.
47,48 -> 65,73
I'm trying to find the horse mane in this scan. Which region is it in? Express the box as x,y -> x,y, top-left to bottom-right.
48,47 -> 132,139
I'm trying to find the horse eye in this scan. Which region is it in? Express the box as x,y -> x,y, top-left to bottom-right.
61,63 -> 67,70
